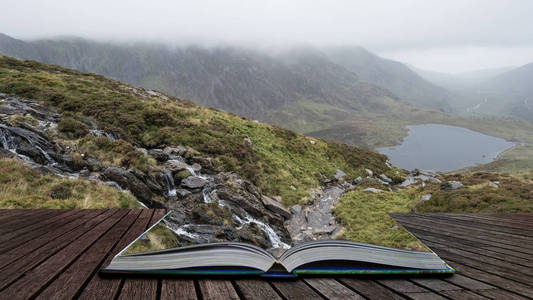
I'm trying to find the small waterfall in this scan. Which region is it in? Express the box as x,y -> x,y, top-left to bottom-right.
202,188 -> 216,203
234,212 -> 290,249
89,129 -> 117,141
164,221 -> 200,240
163,171 -> 177,197
185,165 -> 197,176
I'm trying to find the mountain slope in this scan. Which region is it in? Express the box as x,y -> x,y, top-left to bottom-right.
324,47 -> 453,111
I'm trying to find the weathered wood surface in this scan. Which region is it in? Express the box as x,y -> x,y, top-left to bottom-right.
0,210 -> 531,299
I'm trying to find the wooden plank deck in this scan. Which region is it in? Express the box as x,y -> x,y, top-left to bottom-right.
0,210 -> 531,299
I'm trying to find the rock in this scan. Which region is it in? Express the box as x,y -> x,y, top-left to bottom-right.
365,169 -> 374,177
385,160 -> 392,169
309,140 -> 316,145
272,196 -> 283,203
261,195 -> 290,218
290,205 -> 302,215
420,194 -> 432,201
391,225 -> 398,231
334,169 -> 347,180
175,189 -> 192,197
244,137 -> 252,147
489,182 -> 499,189
191,163 -> 202,172
163,146 -> 187,156
353,176 -> 363,184
379,174 -> 392,183
441,181 -> 463,191
363,187 -> 383,193
192,156 -> 215,172
148,149 -> 169,162
164,160 -> 192,173
181,176 -> 208,189
289,185 -> 296,191
103,167 -> 155,206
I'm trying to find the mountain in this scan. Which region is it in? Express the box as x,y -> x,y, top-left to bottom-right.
323,47 -> 453,111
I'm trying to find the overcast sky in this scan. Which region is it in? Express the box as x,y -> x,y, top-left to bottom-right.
2,0 -> 533,72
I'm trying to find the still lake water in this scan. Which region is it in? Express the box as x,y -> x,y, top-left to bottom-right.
377,124 -> 514,171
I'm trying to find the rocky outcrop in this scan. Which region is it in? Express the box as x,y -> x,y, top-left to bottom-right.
441,181 -> 463,191
103,167 -> 156,206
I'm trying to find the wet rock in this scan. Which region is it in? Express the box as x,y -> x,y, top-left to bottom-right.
191,163 -> 202,172
181,176 -> 208,189
175,189 -> 192,197
173,169 -> 192,183
148,149 -> 169,162
363,187 -> 383,193
261,195 -> 290,219
104,167 -> 156,206
334,169 -> 347,180
164,160 -> 192,173
441,181 -> 463,191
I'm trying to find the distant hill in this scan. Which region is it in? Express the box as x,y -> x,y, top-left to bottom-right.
324,47 -> 453,111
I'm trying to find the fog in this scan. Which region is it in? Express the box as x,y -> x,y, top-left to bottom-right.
2,0 -> 533,72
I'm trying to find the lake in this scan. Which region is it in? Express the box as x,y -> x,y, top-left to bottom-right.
377,124 -> 515,171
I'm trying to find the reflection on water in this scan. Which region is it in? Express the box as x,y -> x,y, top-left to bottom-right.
378,124 -> 514,171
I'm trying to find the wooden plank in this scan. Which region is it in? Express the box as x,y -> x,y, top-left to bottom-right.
0,209 -> 115,291
304,278 -> 364,299
337,278 -> 404,300
160,279 -> 197,300
198,279 -> 240,300
0,209 -> 79,244
0,209 -> 127,299
0,209 -> 85,253
270,279 -> 323,299
117,209 -> 165,299
35,209 -> 142,299
393,215 -> 533,249
414,214 -> 533,238
78,209 -> 155,300
0,209 -> 60,235
439,290 -> 489,299
477,289 -> 529,300
117,278 -> 158,300
441,258 -> 533,299
402,224 -> 533,260
0,209 -> 104,269
377,279 -> 446,300
234,279 -> 281,300
394,216 -> 533,255
422,241 -> 533,286
422,214 -> 533,233
443,274 -> 495,291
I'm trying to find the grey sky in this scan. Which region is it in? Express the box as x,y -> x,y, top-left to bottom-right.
2,0 -> 533,72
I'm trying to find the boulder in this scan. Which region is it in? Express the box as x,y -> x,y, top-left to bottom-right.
103,167 -> 154,206
261,195 -> 290,219
379,174 -> 392,183
181,176 -> 208,189
420,194 -> 432,201
148,149 -> 169,162
441,181 -> 463,191
164,160 -> 192,173
365,169 -> 374,177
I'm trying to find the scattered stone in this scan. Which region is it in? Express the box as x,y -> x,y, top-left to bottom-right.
136,147 -> 148,156
420,194 -> 432,201
175,189 -> 192,197
334,169 -> 347,180
164,160 -> 191,173
365,169 -> 374,177
353,176 -> 363,184
191,163 -> 202,172
309,140 -> 316,145
441,181 -> 463,191
244,137 -> 252,147
290,185 -> 297,191
261,195 -> 290,218
181,176 -> 208,189
363,187 -> 383,193
290,204 -> 302,215
391,225 -> 398,231
163,145 -> 187,156
489,182 -> 499,189
379,174 -> 392,183
148,149 -> 169,162
385,160 -> 393,169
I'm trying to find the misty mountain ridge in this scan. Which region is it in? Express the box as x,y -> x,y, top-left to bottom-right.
0,33 -> 451,118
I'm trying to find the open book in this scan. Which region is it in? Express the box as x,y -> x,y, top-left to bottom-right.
103,211 -> 454,277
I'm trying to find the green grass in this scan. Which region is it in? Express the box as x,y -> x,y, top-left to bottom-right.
0,158 -> 139,209
0,56 -> 398,206
334,187 -> 429,251
458,144 -> 533,173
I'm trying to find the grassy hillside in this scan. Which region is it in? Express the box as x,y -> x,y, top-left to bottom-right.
0,158 -> 139,208
0,56 -> 398,206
